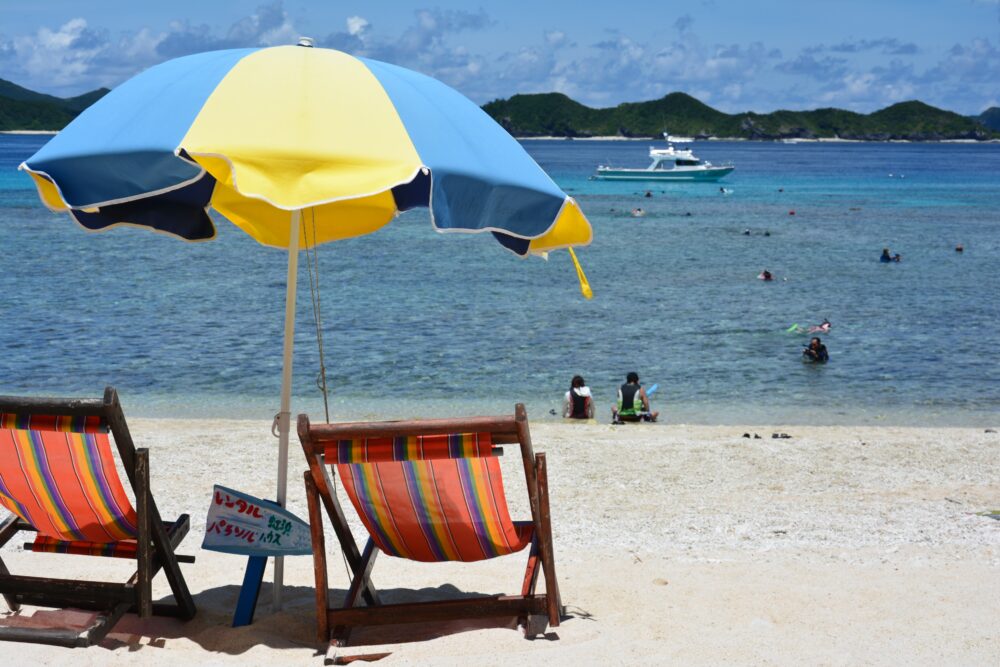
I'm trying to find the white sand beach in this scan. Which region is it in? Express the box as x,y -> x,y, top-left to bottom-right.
2,419 -> 998,665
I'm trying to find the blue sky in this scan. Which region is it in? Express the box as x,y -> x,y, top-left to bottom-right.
1,1 -> 998,113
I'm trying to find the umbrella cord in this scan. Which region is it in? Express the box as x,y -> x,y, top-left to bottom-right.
303,211 -> 351,582
304,208 -> 331,424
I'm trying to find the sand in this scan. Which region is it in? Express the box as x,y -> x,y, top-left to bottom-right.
2,419 -> 998,665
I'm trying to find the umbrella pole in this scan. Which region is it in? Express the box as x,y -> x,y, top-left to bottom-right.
273,208 -> 301,610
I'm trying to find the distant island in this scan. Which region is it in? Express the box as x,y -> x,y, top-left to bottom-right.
2,75 -> 998,141
0,78 -> 109,131
483,92 -> 1000,142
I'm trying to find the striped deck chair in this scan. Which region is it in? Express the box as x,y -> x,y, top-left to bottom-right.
0,387 -> 195,647
298,404 -> 561,655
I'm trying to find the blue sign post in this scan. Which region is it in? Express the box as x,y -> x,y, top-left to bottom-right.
202,485 -> 312,626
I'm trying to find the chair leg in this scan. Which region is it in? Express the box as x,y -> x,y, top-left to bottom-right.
135,448 -> 153,618
313,462 -> 380,606
521,541 -> 541,596
0,515 -> 22,611
342,540 -> 379,610
107,396 -> 195,620
305,470 -> 330,644
535,453 -> 561,627
0,557 -> 20,612
333,539 -> 379,648
149,514 -> 196,620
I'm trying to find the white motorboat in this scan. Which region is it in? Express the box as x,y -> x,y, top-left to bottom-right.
594,135 -> 734,181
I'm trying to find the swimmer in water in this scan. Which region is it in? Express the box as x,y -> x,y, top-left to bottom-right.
808,319 -> 831,334
758,269 -> 773,281
880,248 -> 893,263
631,207 -> 645,217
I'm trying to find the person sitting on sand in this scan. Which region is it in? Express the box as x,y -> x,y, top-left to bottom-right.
612,372 -> 659,423
803,337 -> 829,363
562,375 -> 595,420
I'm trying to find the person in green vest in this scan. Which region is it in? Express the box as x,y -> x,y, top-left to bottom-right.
612,372 -> 659,423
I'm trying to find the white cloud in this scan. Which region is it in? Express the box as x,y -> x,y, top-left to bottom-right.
1,3 -> 996,115
346,16 -> 369,37
544,30 -> 566,47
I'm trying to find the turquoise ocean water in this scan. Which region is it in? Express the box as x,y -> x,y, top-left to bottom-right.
1,134 -> 998,425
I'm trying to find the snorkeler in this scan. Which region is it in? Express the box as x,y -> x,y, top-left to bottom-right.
802,337 -> 829,363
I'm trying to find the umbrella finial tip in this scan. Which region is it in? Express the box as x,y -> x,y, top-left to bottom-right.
297,36 -> 314,47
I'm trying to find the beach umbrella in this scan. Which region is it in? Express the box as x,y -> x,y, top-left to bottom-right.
19,39 -> 592,606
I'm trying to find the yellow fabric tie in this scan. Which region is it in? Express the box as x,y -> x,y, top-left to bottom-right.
568,247 -> 593,300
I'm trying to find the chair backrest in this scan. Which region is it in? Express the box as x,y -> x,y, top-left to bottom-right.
0,400 -> 138,544
301,414 -> 535,563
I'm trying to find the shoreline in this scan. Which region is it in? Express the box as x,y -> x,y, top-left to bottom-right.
111,412 -> 1000,430
517,134 -> 1000,143
2,385 -> 990,429
98,395 -> 1000,429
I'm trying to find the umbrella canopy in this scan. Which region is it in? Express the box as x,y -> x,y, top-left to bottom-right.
21,44 -> 591,255
18,41 -> 592,608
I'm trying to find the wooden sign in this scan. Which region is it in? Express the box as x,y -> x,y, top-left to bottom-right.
202,485 -> 312,557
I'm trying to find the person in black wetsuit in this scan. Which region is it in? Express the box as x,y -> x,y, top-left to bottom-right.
803,337 -> 829,363
611,372 -> 659,423
562,375 -> 594,419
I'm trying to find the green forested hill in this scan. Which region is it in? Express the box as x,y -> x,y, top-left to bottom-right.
483,92 -> 998,141
2,75 -> 996,141
978,107 -> 1000,131
0,78 -> 109,131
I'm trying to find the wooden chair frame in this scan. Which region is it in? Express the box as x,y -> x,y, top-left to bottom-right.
0,387 -> 196,647
298,403 -> 561,650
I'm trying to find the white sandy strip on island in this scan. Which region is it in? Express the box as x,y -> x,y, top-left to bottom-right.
0,130 -> 58,135
515,136 -> 1000,143
1,421 -> 998,665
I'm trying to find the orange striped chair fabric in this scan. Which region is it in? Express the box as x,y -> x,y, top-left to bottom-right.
327,432 -> 532,563
0,413 -> 139,557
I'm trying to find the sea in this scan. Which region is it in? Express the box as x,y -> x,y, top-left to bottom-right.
1,134 -> 998,426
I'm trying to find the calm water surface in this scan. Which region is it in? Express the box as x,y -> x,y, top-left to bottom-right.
1,134 -> 998,425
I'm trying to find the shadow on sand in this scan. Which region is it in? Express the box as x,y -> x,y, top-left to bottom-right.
1,582 -> 567,657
